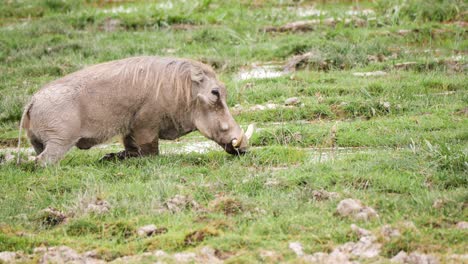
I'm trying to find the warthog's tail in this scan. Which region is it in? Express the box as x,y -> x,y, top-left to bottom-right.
16,101 -> 33,164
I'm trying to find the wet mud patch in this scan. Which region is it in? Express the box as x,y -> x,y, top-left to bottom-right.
0,138 -> 19,148
236,64 -> 286,81
263,16 -> 369,32
161,141 -> 219,154
209,196 -> 244,216
184,227 -> 219,246
35,207 -> 67,228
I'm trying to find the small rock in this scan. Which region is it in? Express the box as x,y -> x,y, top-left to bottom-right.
0,252 -> 17,263
367,55 -> 379,62
400,221 -> 417,230
391,251 -> 439,264
353,71 -> 387,77
253,207 -> 267,215
394,61 -> 417,70
0,152 -> 15,164
323,17 -> 338,26
432,199 -> 446,209
101,18 -> 121,32
315,92 -> 324,103
289,242 -> 304,257
173,252 -> 197,263
446,254 -> 468,264
324,251 -> 352,263
137,224 -> 168,237
112,254 -> 144,263
265,178 -> 280,187
334,235 -> 381,258
265,103 -> 279,109
451,21 -> 468,27
86,199 -> 111,215
259,250 -> 283,262
38,246 -> 84,264
38,207 -> 67,226
198,247 -> 223,263
83,250 -> 100,259
244,83 -> 254,89
165,195 -> 202,213
351,17 -> 367,27
303,251 -> 352,263
367,54 -> 389,62
251,104 -> 266,111
336,198 -> 363,216
456,221 -> 468,229
354,206 -> 379,221
392,251 -> 409,262
380,101 -> 391,109
380,225 -> 401,240
283,51 -> 326,72
33,246 -> 47,254
209,196 -> 243,216
163,48 -> 177,54
312,190 -> 339,201
153,250 -> 168,258
285,97 -> 300,106
351,224 -> 372,237
397,29 -> 414,36
336,199 -> 379,221
137,225 -> 156,236
264,20 -> 320,32
454,107 -> 468,116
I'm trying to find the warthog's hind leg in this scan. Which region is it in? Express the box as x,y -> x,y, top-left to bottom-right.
36,141 -> 75,166
28,132 -> 44,155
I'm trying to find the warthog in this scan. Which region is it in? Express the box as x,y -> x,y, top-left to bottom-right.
17,56 -> 254,165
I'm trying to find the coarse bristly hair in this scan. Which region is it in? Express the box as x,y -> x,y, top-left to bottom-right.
49,56 -> 216,110
113,56 -> 216,109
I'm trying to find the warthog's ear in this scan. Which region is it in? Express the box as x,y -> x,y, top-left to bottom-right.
190,65 -> 204,84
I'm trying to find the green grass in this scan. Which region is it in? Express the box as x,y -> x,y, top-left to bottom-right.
0,0 -> 467,262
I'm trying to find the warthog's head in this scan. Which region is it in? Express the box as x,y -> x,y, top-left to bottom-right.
191,66 -> 253,155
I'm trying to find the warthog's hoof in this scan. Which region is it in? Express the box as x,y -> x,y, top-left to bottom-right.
100,151 -> 137,161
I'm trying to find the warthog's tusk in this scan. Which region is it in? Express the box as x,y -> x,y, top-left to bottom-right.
232,129 -> 244,148
232,124 -> 255,148
245,124 -> 255,139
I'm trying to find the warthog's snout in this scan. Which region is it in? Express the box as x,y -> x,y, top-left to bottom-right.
222,141 -> 248,155
224,124 -> 254,155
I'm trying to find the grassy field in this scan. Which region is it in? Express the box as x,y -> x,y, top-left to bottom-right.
0,0 -> 467,263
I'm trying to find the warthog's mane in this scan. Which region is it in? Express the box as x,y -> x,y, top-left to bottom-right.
119,56 -> 215,108
73,56 -> 215,109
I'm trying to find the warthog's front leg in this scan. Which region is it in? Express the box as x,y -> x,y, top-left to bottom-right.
100,130 -> 159,161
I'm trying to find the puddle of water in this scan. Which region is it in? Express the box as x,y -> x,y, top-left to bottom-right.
307,147 -> 389,163
157,2 -> 174,9
353,71 -> 387,77
2,135 -> 393,163
0,147 -> 33,154
161,141 -> 219,154
293,7 -> 326,17
346,9 -> 375,16
102,6 -> 137,14
451,55 -> 465,61
95,143 -> 121,149
236,65 -> 286,81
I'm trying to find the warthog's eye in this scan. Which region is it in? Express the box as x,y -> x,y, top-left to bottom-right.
211,88 -> 220,97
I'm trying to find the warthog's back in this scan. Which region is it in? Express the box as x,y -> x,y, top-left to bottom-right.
31,57 -> 204,139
